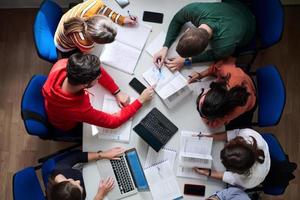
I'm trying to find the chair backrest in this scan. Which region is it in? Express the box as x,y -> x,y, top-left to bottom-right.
252,0 -> 284,49
33,0 -> 62,63
41,149 -> 81,187
13,167 -> 46,200
256,65 -> 286,127
261,133 -> 297,195
21,75 -> 49,138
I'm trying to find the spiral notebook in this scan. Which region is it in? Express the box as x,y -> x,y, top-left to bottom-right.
144,147 -> 177,169
144,160 -> 183,200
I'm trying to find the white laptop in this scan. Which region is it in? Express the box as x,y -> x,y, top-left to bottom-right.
96,148 -> 149,200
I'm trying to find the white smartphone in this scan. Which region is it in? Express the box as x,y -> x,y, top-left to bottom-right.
115,0 -> 130,8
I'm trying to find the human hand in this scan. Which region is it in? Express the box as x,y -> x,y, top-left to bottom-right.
124,16 -> 137,26
115,91 -> 130,107
95,177 -> 115,200
138,87 -> 154,103
100,147 -> 125,160
165,56 -> 185,72
188,71 -> 203,84
194,167 -> 211,177
153,47 -> 168,68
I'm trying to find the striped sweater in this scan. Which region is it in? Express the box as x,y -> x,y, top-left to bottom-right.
54,0 -> 125,52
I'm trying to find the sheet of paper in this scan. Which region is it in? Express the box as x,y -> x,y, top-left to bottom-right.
100,40 -> 141,74
144,161 -> 182,200
143,67 -> 188,99
92,94 -> 133,142
176,166 -> 208,180
115,23 -> 152,50
146,31 -> 166,57
144,147 -> 177,169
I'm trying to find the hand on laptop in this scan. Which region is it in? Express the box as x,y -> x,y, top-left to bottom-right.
95,177 -> 115,200
165,56 -> 185,72
115,91 -> 130,107
138,87 -> 154,103
100,147 -> 125,160
153,47 -> 168,68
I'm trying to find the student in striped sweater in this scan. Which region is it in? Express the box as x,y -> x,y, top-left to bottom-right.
54,0 -> 136,53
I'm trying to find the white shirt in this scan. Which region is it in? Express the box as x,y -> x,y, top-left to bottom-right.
222,128 -> 271,189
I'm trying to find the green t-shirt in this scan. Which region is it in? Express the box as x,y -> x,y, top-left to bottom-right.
164,0 -> 255,62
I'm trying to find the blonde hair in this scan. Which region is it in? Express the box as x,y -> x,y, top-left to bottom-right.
64,15 -> 117,44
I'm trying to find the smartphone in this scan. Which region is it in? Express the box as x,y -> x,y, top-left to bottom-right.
184,184 -> 206,196
114,0 -> 129,8
142,11 -> 164,24
129,78 -> 146,94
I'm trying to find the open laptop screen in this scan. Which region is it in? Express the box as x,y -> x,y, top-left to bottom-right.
126,149 -> 149,191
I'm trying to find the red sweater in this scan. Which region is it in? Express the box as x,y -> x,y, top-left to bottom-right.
42,59 -> 142,131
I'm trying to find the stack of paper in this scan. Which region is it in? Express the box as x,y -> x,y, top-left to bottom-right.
100,23 -> 152,74
144,147 -> 177,169
176,131 -> 213,180
144,160 -> 182,200
91,94 -> 133,143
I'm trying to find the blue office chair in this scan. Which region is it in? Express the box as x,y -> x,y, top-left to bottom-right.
41,149 -> 82,187
21,75 -> 82,142
13,166 -> 46,200
33,0 -> 62,63
261,133 -> 297,195
251,65 -> 286,127
235,0 -> 284,71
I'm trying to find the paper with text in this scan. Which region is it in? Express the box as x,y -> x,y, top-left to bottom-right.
144,147 -> 177,169
144,161 -> 182,200
91,94 -> 133,143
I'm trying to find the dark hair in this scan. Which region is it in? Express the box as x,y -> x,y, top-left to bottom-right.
47,176 -> 82,200
67,53 -> 101,85
176,27 -> 209,58
221,136 -> 265,175
64,15 -> 117,44
196,80 -> 250,120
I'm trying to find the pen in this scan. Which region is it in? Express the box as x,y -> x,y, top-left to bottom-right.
188,75 -> 201,82
127,10 -> 136,21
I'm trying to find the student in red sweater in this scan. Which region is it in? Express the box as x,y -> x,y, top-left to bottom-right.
42,53 -> 154,133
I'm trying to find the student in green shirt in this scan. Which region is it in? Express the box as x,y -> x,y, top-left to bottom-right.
153,0 -> 255,71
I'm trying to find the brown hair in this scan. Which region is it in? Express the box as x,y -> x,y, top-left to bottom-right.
176,27 -> 209,58
46,175 -> 82,200
64,15 -> 117,44
221,136 -> 265,175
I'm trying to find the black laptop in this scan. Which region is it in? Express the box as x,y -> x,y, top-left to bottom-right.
133,108 -> 178,152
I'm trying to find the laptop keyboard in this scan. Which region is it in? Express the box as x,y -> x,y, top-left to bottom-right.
140,111 -> 172,144
110,156 -> 135,194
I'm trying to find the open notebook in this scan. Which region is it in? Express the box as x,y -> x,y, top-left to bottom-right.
144,160 -> 182,200
143,66 -> 191,108
100,23 -> 152,74
177,131 -> 213,180
91,94 -> 133,143
144,147 -> 177,169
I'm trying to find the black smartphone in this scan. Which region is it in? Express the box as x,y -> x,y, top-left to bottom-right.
142,11 -> 164,24
184,184 -> 206,196
129,78 -> 146,94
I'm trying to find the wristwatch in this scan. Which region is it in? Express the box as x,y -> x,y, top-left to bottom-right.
184,58 -> 192,66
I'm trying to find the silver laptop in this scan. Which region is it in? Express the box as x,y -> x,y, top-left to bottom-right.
96,148 -> 149,200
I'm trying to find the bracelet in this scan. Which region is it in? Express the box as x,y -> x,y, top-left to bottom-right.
97,150 -> 103,160
208,169 -> 212,177
113,89 -> 121,95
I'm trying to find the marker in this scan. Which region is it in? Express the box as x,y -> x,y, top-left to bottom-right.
127,10 -> 136,21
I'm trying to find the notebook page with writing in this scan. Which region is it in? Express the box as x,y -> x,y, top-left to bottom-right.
144,160 -> 182,200
100,40 -> 141,74
92,94 -> 133,142
144,147 -> 177,169
115,23 -> 152,50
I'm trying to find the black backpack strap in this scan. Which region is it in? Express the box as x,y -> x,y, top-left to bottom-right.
21,109 -> 49,128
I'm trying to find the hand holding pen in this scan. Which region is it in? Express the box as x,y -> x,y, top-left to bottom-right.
125,11 -> 137,26
188,71 -> 203,84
